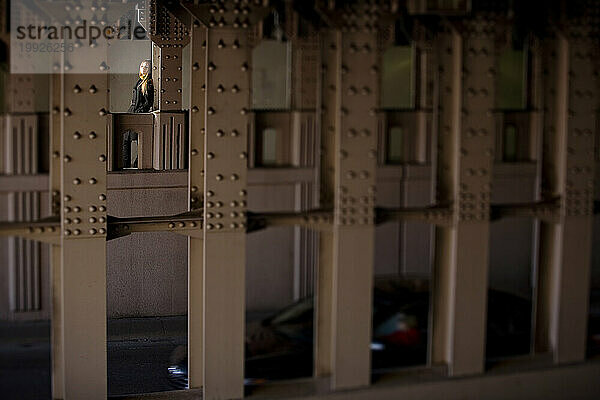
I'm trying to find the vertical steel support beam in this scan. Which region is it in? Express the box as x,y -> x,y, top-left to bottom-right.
188,20 -> 207,390
432,22 -> 495,376
156,46 -> 184,111
49,72 -> 63,400
315,30 -> 337,378
535,30 -> 597,363
60,73 -> 108,399
203,24 -> 250,400
316,23 -> 379,388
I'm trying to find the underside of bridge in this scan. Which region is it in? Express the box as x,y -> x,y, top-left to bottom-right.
1,0 -> 600,399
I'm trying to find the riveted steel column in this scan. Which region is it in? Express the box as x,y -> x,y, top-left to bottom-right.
535,29 -> 597,363
322,23 -> 379,388
315,29 -> 337,378
60,72 -> 108,399
149,0 -> 189,111
203,18 -> 251,400
188,20 -> 206,390
50,72 -> 63,400
431,20 -> 495,376
155,45 -> 184,111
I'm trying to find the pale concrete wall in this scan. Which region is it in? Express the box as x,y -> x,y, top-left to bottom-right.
106,171 -> 189,317
108,39 -> 152,112
489,163 -> 538,297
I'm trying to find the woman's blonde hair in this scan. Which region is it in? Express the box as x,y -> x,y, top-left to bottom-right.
139,60 -> 152,95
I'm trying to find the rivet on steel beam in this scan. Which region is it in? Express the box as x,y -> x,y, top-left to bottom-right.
207,107 -> 215,115
73,85 -> 82,93
99,228 -> 106,234
231,85 -> 240,93
216,174 -> 223,181
208,62 -> 216,71
73,132 -> 81,139
192,106 -> 199,113
99,154 -> 106,162
64,218 -> 71,224
215,213 -> 223,219
207,223 -> 214,230
73,178 -> 81,185
64,230 -> 71,236
216,201 -> 223,208
89,217 -> 97,223
231,130 -> 239,137
98,108 -> 107,116
240,108 -> 248,115
232,40 -> 240,49
52,107 -> 60,115
89,178 -> 97,184
52,151 -> 60,159
239,190 -> 246,197
89,85 -> 98,94
241,63 -> 248,72
73,229 -> 81,236
361,129 -> 370,137
64,108 -> 72,117
89,206 -> 97,212
99,217 -> 106,223
230,174 -> 239,181
206,191 -> 214,197
207,152 -> 215,159
347,129 -> 357,138
206,201 -> 214,208
64,155 -> 72,162
178,222 -> 185,228
230,201 -> 238,207
99,206 -> 106,212
168,222 -> 175,228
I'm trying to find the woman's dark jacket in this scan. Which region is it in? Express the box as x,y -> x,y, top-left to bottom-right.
128,77 -> 154,113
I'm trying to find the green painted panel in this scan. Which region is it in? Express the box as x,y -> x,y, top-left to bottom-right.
381,46 -> 414,109
497,50 -> 526,110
